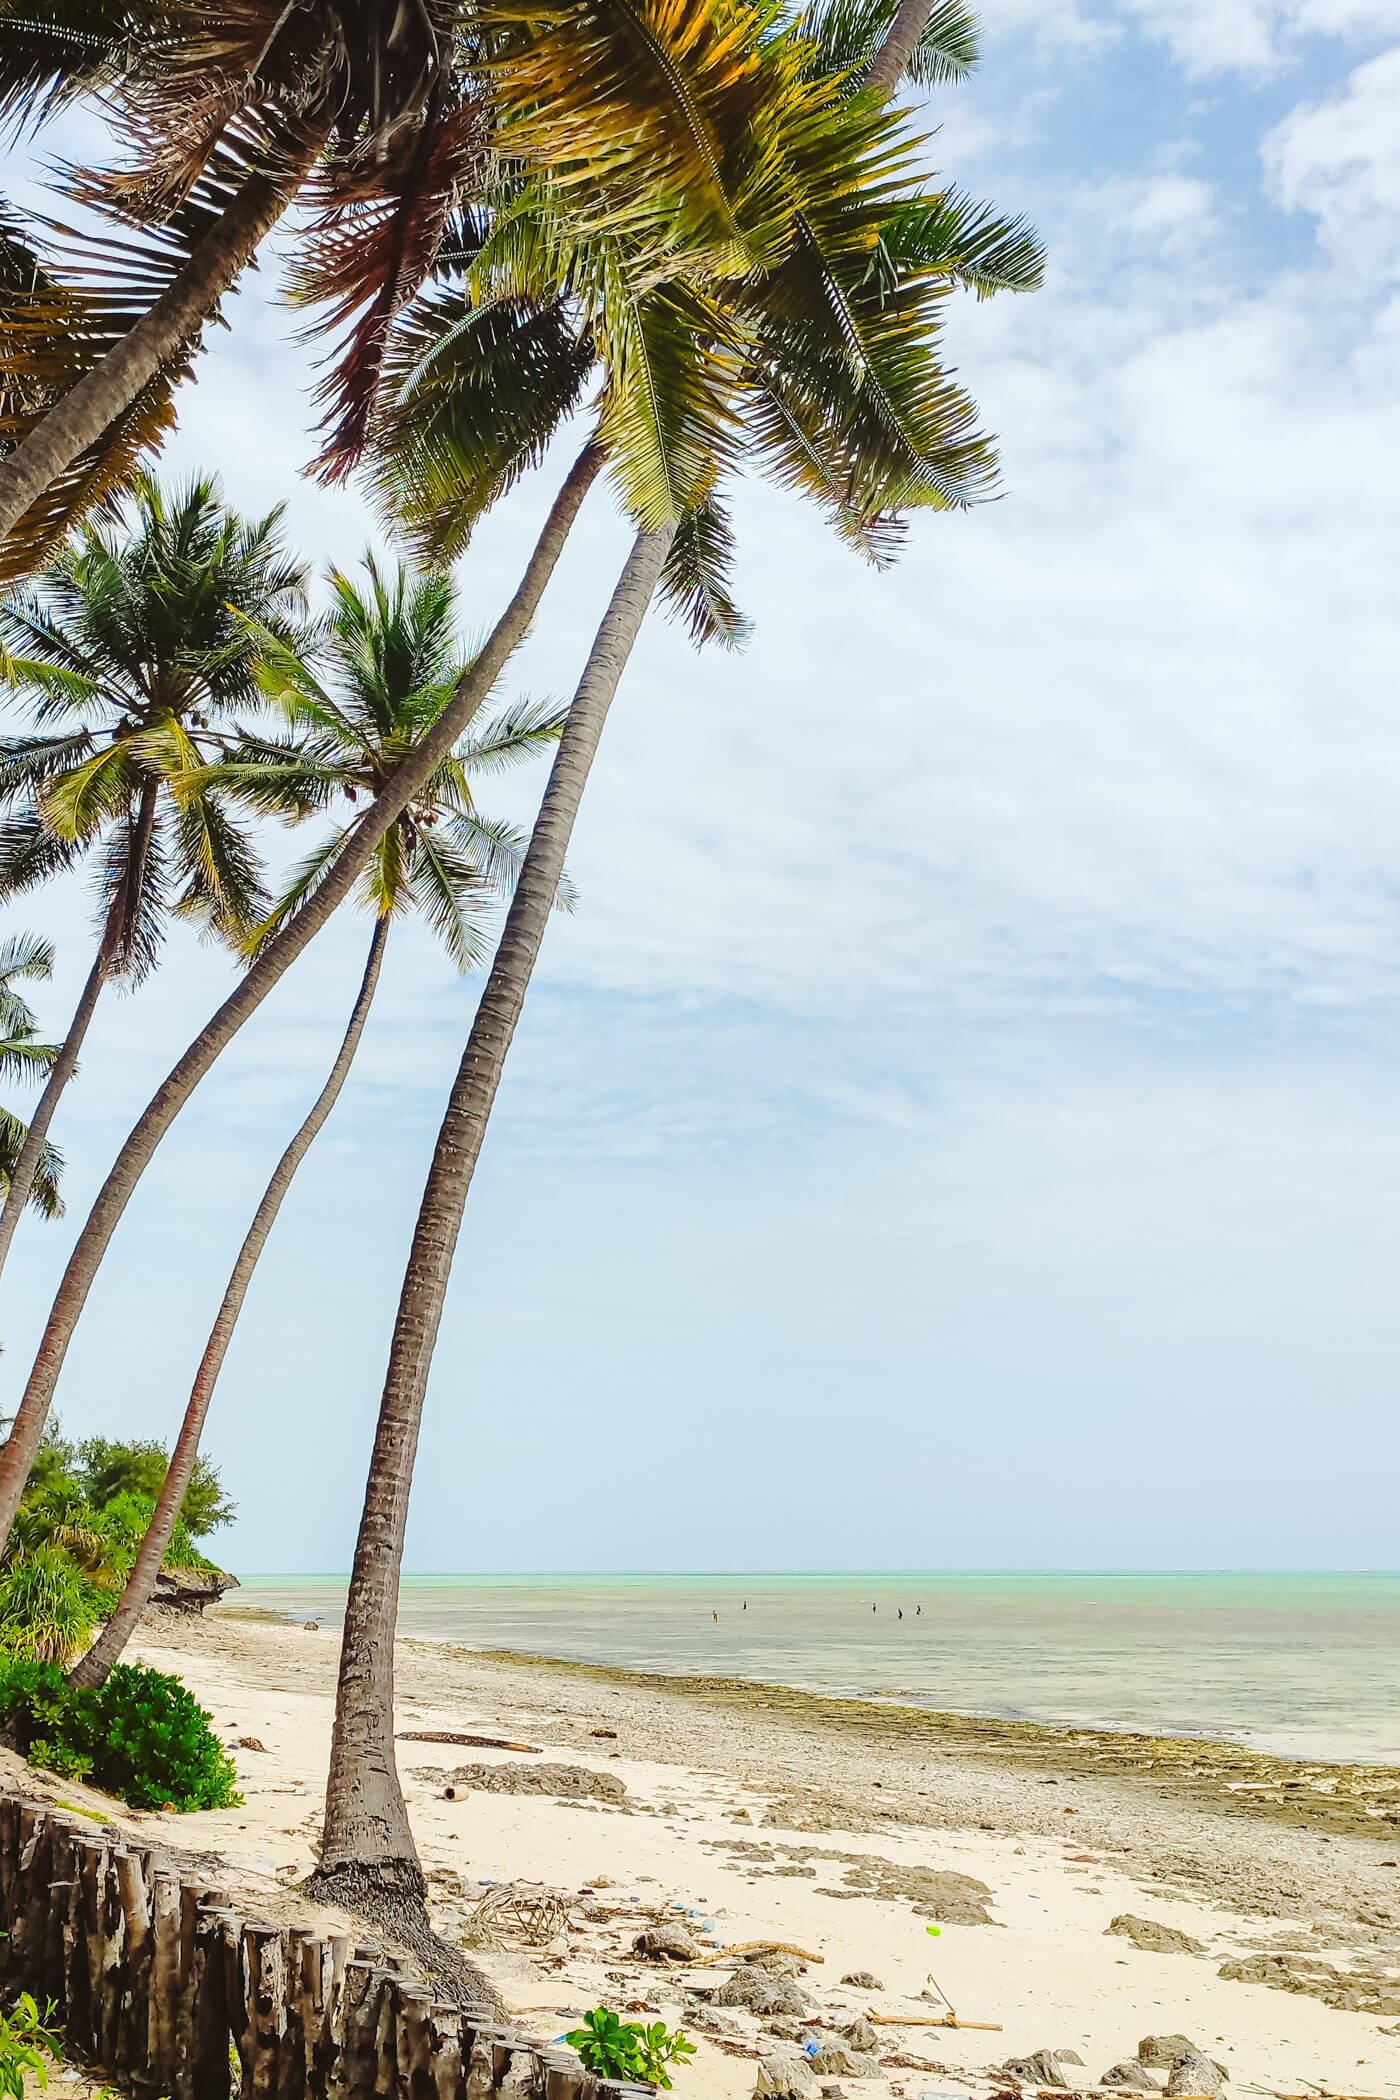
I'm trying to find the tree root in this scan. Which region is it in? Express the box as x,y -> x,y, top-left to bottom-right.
304,1860 -> 503,2013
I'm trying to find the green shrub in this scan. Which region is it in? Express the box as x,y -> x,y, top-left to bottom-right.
0,1992 -> 61,2100
0,1657 -> 241,1812
565,2010 -> 696,2088
0,1547 -> 99,1664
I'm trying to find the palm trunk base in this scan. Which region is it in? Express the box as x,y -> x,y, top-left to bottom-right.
302,1860 -> 501,2010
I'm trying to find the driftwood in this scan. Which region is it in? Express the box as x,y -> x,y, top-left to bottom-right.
870,2013 -> 1003,2032
0,1787 -> 657,2100
694,1940 -> 823,1966
395,1735 -> 541,1755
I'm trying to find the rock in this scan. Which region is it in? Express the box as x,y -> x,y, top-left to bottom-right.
1165,2052 -> 1224,2099
837,2019 -> 878,2052
996,2052 -> 1070,2087
150,1565 -> 239,1615
1102,2064 -> 1159,2090
635,1924 -> 700,1961
716,1969 -> 812,2016
1138,2038 -> 1197,2069
810,2049 -> 880,2080
755,2055 -> 818,2098
840,1972 -> 884,1991
304,1621 -> 319,1631
728,1808 -> 755,1823
590,1728 -> 617,1738
1056,2053 -> 1085,2068
444,1762 -> 626,1800
821,2087 -> 848,2099
1108,1916 -> 1205,1956
764,2019 -> 810,2044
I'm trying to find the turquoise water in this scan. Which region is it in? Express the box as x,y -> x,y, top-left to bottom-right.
231,1571 -> 1400,1765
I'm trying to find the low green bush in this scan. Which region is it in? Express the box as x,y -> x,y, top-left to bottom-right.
0,1656 -> 241,1812
0,1548 -> 98,1665
565,2009 -> 696,2088
0,1991 -> 61,2100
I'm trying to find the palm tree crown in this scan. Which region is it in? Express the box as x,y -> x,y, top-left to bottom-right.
214,555 -> 570,968
0,471 -> 309,970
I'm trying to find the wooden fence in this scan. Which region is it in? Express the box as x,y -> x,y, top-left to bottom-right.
0,1793 -> 650,2100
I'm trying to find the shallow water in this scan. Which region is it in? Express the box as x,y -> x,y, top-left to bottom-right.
231,1570 -> 1400,1765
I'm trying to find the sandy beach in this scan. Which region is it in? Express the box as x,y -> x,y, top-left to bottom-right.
13,1608 -> 1400,2100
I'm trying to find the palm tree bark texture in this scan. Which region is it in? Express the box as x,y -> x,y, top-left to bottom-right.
68,915 -> 390,1689
312,525 -> 673,1894
0,444 -> 602,1551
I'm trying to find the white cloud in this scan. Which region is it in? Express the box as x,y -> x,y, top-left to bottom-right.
1124,0 -> 1400,76
1263,46 -> 1400,270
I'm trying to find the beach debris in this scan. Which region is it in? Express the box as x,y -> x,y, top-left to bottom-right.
729,1809 -> 755,1823
438,1761 -> 626,1800
1101,2066 -> 1159,2091
755,2052 -> 819,2097
1107,1916 -> 1206,1956
716,1969 -> 813,2017
747,1953 -> 804,1976
634,1925 -> 701,1962
590,1728 -> 618,1738
840,1972 -> 884,1991
236,1736 -> 269,1752
465,1882 -> 570,1947
871,2016 -> 1003,2033
1138,2039 -> 1198,2069
837,2018 -> 879,2052
1164,2050 -> 1225,2099
396,1731 -> 542,1753
303,1621 -> 319,1631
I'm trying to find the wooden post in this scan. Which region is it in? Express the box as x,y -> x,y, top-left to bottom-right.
428,2008 -> 465,2100
244,1923 -> 288,2100
150,1872 -> 184,2095
115,1849 -> 155,2089
190,1906 -> 235,2100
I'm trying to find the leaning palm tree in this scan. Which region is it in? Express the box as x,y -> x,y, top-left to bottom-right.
0,0 -> 1034,1556
0,0 -> 488,571
69,556 -> 567,1687
311,0 -> 1042,1909
0,930 -> 62,1220
0,471 -> 308,1281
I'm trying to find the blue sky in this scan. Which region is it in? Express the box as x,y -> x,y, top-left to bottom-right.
3,0 -> 1400,1573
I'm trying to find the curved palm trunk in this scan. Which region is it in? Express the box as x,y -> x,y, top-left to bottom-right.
0,777 -> 159,1282
863,0 -> 940,96
68,915 -> 390,1691
313,525 -> 672,1894
0,445 -> 602,1552
0,150 -> 320,559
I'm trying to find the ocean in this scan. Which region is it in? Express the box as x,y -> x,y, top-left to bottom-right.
231,1570 -> 1400,1766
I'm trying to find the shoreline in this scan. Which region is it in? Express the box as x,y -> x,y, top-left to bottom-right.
225,1606 -> 1400,1844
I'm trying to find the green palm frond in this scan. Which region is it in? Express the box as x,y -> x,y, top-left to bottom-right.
240,824 -> 355,955
170,778 -> 269,938
0,1104 -> 62,1218
452,696 -> 572,772
0,806 -> 85,893
407,823 -> 492,971
800,0 -> 979,87
658,492 -> 750,646
0,928 -> 54,984
37,737 -> 136,839
94,800 -> 168,981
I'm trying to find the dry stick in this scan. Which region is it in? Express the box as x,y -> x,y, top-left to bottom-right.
695,1941 -> 824,1966
0,778 -> 158,1282
0,144 -> 322,552
0,442 -> 603,1550
316,525 -> 674,1885
69,914 -> 391,1688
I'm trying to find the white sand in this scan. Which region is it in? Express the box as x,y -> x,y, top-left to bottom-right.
23,1611 -> 1400,2100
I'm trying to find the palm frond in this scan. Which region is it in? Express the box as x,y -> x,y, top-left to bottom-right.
407,822 -> 491,971
0,1103 -> 62,1217
451,695 -> 571,771
658,491 -> 750,646
0,806 -> 84,893
170,778 -> 269,940
0,928 -> 54,982
800,0 -> 979,87
94,799 -> 167,981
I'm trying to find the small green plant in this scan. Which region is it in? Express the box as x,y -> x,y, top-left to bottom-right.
0,1657 -> 240,1812
0,1991 -> 62,2100
565,2009 -> 696,2089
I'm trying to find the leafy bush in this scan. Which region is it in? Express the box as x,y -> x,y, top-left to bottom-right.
0,1547 -> 99,1664
0,1992 -> 61,2100
565,2009 -> 696,2088
0,1656 -> 241,1812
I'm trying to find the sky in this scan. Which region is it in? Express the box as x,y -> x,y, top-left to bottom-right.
2,0 -> 1400,1576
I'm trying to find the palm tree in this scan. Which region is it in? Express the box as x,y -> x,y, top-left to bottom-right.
312,0 -> 1043,1906
0,471 -> 308,1283
0,930 -> 62,1219
0,0 -> 1036,1555
68,556 -> 568,1687
0,0 -> 493,573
